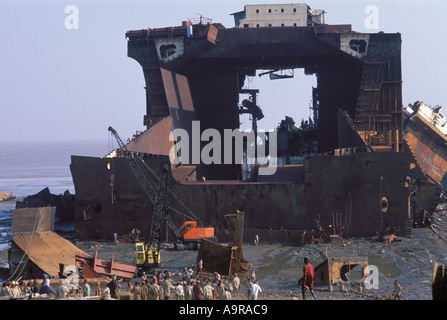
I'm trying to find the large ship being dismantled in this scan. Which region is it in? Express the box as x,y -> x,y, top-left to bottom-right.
70,3 -> 441,241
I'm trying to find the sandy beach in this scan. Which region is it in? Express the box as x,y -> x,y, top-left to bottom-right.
75,216 -> 447,300
1,200 -> 446,300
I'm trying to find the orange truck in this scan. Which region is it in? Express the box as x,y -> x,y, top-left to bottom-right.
177,221 -> 216,249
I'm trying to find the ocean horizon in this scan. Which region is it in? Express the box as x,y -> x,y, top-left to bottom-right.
0,139 -> 111,199
0,139 -> 112,273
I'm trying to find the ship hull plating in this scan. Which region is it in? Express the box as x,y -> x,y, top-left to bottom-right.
70,151 -> 415,240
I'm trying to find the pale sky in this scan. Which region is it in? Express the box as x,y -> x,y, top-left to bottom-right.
0,0 -> 445,142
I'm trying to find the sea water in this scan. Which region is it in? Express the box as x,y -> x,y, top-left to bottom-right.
0,140 -> 110,264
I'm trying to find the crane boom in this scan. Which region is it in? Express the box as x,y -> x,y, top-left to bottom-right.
108,126 -> 201,224
108,126 -> 215,273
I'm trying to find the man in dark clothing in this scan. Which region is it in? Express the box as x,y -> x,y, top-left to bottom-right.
107,275 -> 118,299
193,280 -> 203,300
302,257 -> 317,300
39,274 -> 56,296
32,279 -> 40,295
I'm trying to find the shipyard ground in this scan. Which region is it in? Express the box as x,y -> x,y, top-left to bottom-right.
1,211 -> 446,300
74,213 -> 447,301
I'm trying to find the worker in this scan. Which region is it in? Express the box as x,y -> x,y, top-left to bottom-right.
222,286 -> 232,300
107,275 -> 118,299
95,282 -> 102,297
393,280 -> 402,300
1,282 -> 10,297
31,279 -> 40,296
132,282 -> 141,300
249,280 -> 262,300
55,280 -> 70,299
19,280 -> 26,295
165,270 -> 172,279
156,281 -> 164,300
147,280 -> 155,300
302,257 -> 317,300
175,281 -> 184,300
101,287 -> 111,300
254,234 -> 260,245
24,281 -> 32,296
212,280 -> 219,300
39,274 -> 56,296
188,268 -> 194,279
198,260 -> 203,274
148,279 -> 160,300
193,280 -> 204,300
113,232 -> 119,245
131,229 -> 135,242
182,267 -> 188,281
232,274 -> 240,297
184,281 -> 194,300
203,281 -> 213,300
158,271 -> 165,282
131,228 -> 140,242
141,279 -> 149,300
152,274 -> 158,285
82,279 -> 90,297
250,269 -> 256,282
161,277 -> 175,300
226,277 -> 234,294
9,281 -> 21,298
181,281 -> 188,300
218,279 -> 226,299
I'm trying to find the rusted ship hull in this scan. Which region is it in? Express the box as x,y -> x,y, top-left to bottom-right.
403,103 -> 447,192
71,150 -> 418,240
70,4 -> 440,242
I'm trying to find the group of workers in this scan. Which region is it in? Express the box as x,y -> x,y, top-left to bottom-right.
0,256 -> 403,300
0,274 -> 58,299
127,268 -> 262,300
0,274 -> 119,300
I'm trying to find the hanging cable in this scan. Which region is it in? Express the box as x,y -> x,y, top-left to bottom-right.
378,176 -> 384,239
343,189 -> 352,239
8,208 -> 41,281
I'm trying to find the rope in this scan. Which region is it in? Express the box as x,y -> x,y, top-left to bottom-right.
343,189 -> 352,238
430,224 -> 447,244
8,208 -> 42,281
434,218 -> 447,229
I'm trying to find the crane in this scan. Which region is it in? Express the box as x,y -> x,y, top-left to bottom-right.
107,127 -> 215,273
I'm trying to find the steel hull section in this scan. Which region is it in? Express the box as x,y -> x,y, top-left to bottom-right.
70,151 -> 414,240
304,151 -> 413,237
70,155 -> 306,239
404,115 -> 447,190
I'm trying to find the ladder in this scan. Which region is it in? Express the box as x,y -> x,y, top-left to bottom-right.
354,35 -> 399,146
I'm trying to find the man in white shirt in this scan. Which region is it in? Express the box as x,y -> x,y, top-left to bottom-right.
249,281 -> 262,300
